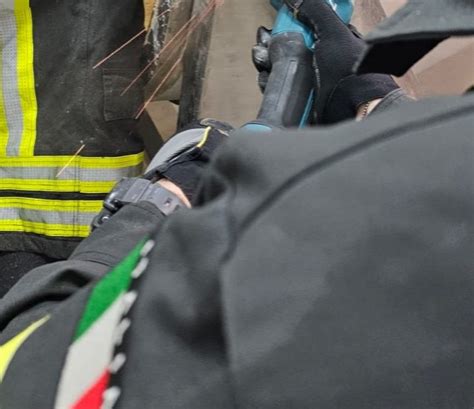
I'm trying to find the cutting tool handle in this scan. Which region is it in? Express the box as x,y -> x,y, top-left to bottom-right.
255,4 -> 315,129
242,0 -> 354,132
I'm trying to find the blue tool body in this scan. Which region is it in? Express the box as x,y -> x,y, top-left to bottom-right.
271,0 -> 353,23
271,3 -> 315,50
243,0 -> 353,132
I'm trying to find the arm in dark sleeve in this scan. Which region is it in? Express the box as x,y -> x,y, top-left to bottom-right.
1,95 -> 473,408
371,88 -> 414,115
0,202 -> 165,338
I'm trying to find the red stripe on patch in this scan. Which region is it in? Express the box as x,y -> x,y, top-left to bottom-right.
72,370 -> 110,409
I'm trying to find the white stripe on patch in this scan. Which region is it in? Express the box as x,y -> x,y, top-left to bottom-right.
102,386 -> 121,409
109,353 -> 127,374
54,294 -> 126,409
131,258 -> 149,279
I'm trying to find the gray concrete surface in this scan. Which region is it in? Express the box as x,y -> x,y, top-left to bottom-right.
199,0 -> 275,126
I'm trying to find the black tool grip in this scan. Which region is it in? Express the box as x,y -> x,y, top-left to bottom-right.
257,33 -> 315,128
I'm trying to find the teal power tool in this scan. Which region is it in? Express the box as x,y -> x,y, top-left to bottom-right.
244,0 -> 353,131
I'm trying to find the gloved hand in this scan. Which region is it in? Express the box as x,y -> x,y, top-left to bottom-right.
144,119 -> 233,203
253,26 -> 273,94
252,0 -> 400,124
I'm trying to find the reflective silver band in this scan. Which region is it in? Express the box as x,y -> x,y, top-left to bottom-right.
0,163 -> 144,182
0,1 -> 24,155
0,207 -> 98,226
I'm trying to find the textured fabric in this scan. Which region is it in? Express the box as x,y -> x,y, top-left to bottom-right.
55,241 -> 147,409
1,93 -> 473,408
357,0 -> 474,75
0,0 -> 146,258
371,88 -> 413,115
0,251 -> 53,296
0,0 -> 29,156
322,72 -> 400,122
146,119 -> 232,203
0,316 -> 47,380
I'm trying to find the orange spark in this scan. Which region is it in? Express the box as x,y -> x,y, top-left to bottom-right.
122,0 -> 221,96
92,5 -> 180,70
93,29 -> 147,70
55,144 -> 86,178
135,55 -> 184,119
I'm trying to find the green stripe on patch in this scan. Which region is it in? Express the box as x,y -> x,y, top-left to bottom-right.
74,240 -> 146,341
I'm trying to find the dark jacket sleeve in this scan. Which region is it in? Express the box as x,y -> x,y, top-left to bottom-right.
102,94 -> 474,408
0,202 -> 165,339
371,88 -> 414,115
1,94 -> 473,409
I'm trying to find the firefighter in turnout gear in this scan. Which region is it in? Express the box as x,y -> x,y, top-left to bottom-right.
0,0 -> 146,294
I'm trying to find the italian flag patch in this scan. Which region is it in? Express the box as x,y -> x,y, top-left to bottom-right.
54,238 -> 155,409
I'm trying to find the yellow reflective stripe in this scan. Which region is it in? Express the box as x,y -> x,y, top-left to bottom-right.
0,153 -> 143,194
0,197 -> 103,238
0,220 -> 91,237
14,0 -> 37,157
0,151 -> 145,168
0,49 -> 8,156
0,197 -> 103,212
196,127 -> 212,148
0,178 -> 117,194
0,316 -> 49,382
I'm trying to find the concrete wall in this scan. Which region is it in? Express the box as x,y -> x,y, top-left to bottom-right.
199,0 -> 275,126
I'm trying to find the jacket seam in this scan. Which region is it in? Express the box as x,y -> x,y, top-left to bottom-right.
226,102 -> 474,260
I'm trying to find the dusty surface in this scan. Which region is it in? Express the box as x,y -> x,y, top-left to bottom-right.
199,0 -> 275,126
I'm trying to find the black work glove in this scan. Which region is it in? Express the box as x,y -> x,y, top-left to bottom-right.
253,0 -> 400,124
144,119 -> 232,203
253,26 -> 273,94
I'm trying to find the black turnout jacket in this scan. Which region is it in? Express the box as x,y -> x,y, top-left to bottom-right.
0,1 -> 473,408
